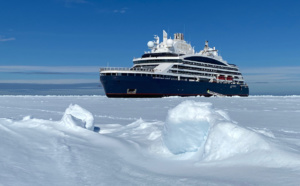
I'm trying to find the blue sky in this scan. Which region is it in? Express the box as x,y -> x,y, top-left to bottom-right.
0,0 -> 300,94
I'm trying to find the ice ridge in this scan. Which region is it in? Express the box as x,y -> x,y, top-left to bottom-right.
163,100 -> 271,161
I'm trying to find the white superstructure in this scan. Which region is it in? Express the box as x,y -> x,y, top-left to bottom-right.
101,30 -> 246,85
130,30 -> 245,84
147,30 -> 194,55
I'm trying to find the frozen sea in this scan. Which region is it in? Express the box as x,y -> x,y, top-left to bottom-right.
1,95 -> 300,185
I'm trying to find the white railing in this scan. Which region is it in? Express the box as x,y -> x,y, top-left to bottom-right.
100,67 -> 154,73
100,67 -> 130,71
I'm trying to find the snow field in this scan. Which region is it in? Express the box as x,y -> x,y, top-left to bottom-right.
1,96 -> 300,185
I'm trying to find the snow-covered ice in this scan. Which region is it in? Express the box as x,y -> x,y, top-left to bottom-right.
1,96 -> 300,185
61,104 -> 94,131
163,101 -> 212,155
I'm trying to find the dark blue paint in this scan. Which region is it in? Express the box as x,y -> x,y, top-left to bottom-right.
100,75 -> 249,97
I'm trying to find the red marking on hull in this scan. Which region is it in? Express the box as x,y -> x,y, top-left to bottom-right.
106,93 -> 248,98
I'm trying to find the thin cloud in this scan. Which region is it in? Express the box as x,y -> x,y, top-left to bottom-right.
8,72 -> 95,75
0,79 -> 98,84
242,66 -> 300,75
0,36 -> 15,42
65,0 -> 89,4
0,66 -> 101,84
64,0 -> 92,8
242,66 -> 300,84
114,7 -> 128,14
0,66 -> 99,73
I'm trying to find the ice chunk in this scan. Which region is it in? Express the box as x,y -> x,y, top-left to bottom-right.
22,115 -> 32,121
61,104 -> 94,130
163,101 -> 213,154
163,100 -> 272,161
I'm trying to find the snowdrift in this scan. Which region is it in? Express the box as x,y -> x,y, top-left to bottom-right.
163,100 -> 300,166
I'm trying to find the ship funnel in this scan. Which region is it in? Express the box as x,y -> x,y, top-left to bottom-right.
174,33 -> 184,40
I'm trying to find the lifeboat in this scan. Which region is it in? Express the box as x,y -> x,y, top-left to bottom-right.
218,75 -> 225,80
227,76 -> 233,81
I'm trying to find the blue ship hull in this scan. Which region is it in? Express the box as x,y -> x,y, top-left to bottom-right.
100,75 -> 249,97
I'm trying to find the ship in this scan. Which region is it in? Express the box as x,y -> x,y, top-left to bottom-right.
100,30 -> 249,97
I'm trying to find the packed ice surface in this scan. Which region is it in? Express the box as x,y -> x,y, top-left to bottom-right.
1,96 -> 300,185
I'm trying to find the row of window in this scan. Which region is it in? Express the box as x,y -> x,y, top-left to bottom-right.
184,56 -> 226,66
133,65 -> 158,69
169,70 -> 243,81
101,72 -> 214,82
131,65 -> 158,71
101,73 -> 151,77
169,70 -> 214,77
141,53 -> 183,58
134,59 -> 182,64
183,61 -> 238,71
101,71 -> 240,80
173,65 -> 242,76
134,59 -> 238,72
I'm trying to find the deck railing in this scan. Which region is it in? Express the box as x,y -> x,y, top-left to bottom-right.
100,67 -> 154,73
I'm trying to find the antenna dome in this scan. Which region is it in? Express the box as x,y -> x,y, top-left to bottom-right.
167,39 -> 173,47
147,41 -> 154,48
